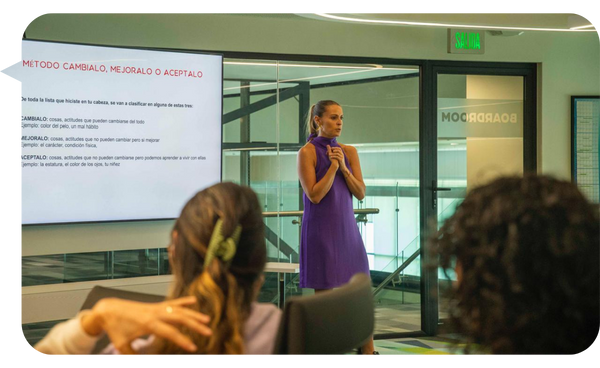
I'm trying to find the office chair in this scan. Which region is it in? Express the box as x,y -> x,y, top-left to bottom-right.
80,286 -> 165,353
273,273 -> 374,354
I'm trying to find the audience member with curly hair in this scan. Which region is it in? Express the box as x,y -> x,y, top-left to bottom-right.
432,175 -> 599,354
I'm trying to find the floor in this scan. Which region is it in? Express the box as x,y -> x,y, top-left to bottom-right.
374,303 -> 421,334
372,301 -> 462,354
374,336 -> 463,355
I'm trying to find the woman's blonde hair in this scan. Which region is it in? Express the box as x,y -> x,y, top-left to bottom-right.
155,182 -> 266,354
306,100 -> 340,140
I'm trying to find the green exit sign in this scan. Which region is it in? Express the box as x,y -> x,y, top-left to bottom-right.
448,29 -> 485,54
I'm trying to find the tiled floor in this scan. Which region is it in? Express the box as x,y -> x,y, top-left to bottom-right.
374,336 -> 464,355
374,303 -> 421,334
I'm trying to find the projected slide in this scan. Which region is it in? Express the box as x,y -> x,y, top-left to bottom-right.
20,41 -> 222,224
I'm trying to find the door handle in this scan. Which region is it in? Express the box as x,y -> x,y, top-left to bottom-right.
431,180 -> 452,209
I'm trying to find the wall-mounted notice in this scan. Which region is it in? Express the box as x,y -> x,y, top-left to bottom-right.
20,40 -> 223,224
572,96 -> 599,203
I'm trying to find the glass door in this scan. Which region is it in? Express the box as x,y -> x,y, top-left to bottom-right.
420,62 -> 537,335
436,73 -> 526,323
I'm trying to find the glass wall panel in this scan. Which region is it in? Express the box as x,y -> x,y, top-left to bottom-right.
23,249 -> 169,286
223,59 -> 301,301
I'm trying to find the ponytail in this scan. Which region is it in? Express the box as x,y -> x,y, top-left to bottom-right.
152,182 -> 266,354
158,262 -> 247,354
193,263 -> 246,354
305,100 -> 340,141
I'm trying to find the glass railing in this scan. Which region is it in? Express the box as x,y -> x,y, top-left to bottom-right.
372,244 -> 421,296
377,235 -> 420,274
370,193 -> 465,297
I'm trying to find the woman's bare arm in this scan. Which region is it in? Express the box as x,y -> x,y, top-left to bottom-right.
297,144 -> 339,204
337,145 -> 366,200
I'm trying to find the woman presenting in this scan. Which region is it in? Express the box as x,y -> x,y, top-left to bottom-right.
297,100 -> 376,354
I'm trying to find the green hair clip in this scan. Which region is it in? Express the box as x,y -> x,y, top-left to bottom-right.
203,218 -> 242,269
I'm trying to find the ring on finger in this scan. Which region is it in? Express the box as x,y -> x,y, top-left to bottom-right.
166,306 -> 173,314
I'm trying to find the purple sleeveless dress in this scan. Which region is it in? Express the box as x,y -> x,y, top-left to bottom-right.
299,135 -> 370,289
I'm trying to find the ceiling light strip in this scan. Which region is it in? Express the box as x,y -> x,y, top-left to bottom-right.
315,13 -> 596,33
570,24 -> 595,30
224,61 -> 416,71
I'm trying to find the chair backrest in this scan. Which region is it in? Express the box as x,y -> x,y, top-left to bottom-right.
80,285 -> 165,310
273,273 -> 374,354
80,286 -> 165,353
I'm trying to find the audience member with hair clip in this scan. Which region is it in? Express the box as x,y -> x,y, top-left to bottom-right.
432,174 -> 599,354
35,182 -> 281,354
